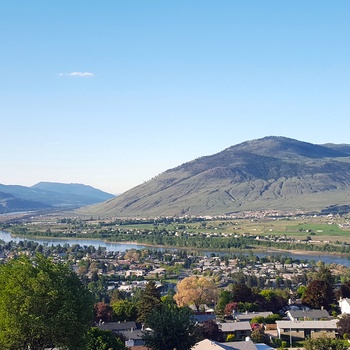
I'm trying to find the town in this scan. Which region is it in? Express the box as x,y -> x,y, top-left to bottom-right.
1,232 -> 350,350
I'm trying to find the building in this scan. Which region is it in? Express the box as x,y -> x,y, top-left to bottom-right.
276,320 -> 338,341
286,309 -> 330,321
119,329 -> 145,347
192,339 -> 260,350
217,321 -> 252,341
338,298 -> 350,314
96,321 -> 140,333
235,312 -> 273,322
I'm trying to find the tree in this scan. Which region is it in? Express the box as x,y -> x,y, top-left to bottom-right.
303,333 -> 346,350
302,280 -> 335,310
94,302 -> 114,323
231,284 -> 254,303
216,290 -> 233,314
340,282 -> 350,298
297,285 -> 307,298
259,289 -> 288,313
137,281 -> 161,324
111,300 -> 138,321
224,302 -> 238,316
264,314 -> 282,324
250,328 -> 267,343
87,327 -> 128,350
313,262 -> 335,285
174,276 -> 217,312
251,316 -> 265,324
0,254 -> 94,350
226,334 -> 235,342
338,314 -> 350,338
142,303 -> 200,350
199,320 -> 224,342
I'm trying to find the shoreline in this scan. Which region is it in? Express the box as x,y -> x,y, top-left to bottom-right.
3,231 -> 350,259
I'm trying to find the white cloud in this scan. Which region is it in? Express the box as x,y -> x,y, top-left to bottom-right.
59,72 -> 94,77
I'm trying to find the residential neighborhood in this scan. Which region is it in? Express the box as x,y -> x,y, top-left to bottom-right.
1,238 -> 350,349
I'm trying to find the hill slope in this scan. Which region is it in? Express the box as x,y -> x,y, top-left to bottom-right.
0,182 -> 115,214
83,136 -> 350,217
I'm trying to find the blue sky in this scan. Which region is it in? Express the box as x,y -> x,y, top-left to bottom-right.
1,1 -> 349,194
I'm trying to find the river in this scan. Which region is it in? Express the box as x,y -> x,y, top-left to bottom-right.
1,230 -> 350,266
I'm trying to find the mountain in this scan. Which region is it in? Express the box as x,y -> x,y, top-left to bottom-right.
31,182 -> 114,203
0,182 -> 115,214
0,191 -> 51,213
83,136 -> 350,217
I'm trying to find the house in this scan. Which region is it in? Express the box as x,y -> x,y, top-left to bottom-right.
286,309 -> 330,321
235,312 -> 273,322
217,321 -> 252,341
96,321 -> 140,333
125,269 -> 145,277
148,267 -> 166,277
192,339 -> 259,350
156,282 -> 176,296
189,304 -> 216,315
119,329 -> 145,347
338,298 -> 350,314
276,320 -> 338,340
192,314 -> 216,324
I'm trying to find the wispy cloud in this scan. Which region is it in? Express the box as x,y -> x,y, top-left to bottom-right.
59,72 -> 94,77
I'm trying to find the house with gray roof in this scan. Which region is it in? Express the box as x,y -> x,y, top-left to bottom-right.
235,312 -> 273,322
276,319 -> 337,340
96,321 -> 140,333
217,321 -> 252,341
119,329 -> 145,347
286,309 -> 330,321
192,339 -> 259,350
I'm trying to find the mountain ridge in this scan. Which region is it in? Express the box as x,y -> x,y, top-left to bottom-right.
0,182 -> 115,214
82,136 -> 350,217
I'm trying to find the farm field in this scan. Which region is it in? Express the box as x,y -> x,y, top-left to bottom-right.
116,215 -> 350,243
2,212 -> 350,245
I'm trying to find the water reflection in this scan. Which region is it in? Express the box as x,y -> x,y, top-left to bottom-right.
1,230 -> 350,266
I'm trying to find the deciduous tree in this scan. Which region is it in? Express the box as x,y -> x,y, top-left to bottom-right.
111,300 -> 138,322
337,314 -> 350,338
340,282 -> 350,298
174,276 -> 217,312
216,290 -> 232,314
0,254 -> 94,350
87,327 -> 128,350
224,302 -> 238,316
302,280 -> 334,310
199,319 -> 224,342
250,328 -> 267,343
94,302 -> 113,323
304,333 -> 346,350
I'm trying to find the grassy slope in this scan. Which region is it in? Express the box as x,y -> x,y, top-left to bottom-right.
82,137 -> 350,217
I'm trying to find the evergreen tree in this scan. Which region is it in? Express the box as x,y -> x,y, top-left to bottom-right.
137,281 -> 161,324
142,303 -> 200,350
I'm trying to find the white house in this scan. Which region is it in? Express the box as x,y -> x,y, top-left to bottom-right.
338,298 -> 350,314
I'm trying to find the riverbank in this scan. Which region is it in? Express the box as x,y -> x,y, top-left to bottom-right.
2,230 -> 350,266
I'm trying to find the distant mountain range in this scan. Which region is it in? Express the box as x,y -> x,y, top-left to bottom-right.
83,136 -> 350,217
0,182 -> 115,214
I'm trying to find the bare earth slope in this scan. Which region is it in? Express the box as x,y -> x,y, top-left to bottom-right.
84,136 -> 350,217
